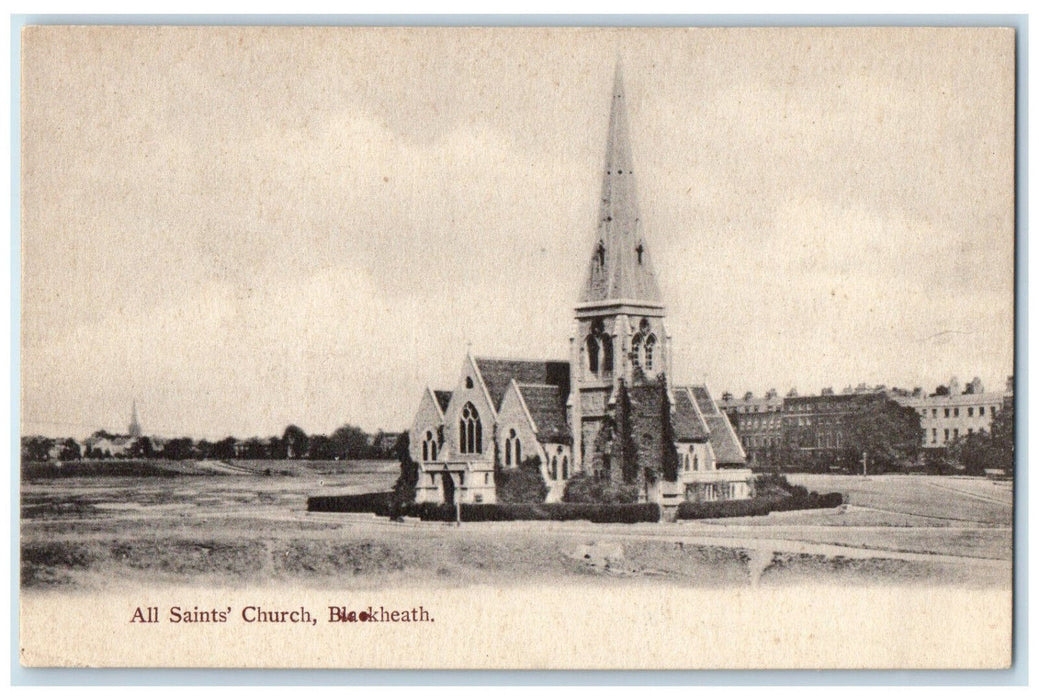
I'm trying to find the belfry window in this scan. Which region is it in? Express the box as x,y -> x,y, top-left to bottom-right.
586,335 -> 600,375
602,336 -> 614,375
644,334 -> 656,372
631,333 -> 642,369
459,402 -> 482,454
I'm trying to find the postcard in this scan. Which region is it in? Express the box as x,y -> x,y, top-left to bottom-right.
18,25 -> 1015,669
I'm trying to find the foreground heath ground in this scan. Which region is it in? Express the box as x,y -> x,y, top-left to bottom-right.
20,461 -> 1012,590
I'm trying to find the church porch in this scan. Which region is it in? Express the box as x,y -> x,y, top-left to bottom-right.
414,460 -> 497,505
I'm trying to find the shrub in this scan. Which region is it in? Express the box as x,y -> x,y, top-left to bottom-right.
387,434 -> 420,517
562,473 -> 640,504
754,472 -> 808,499
496,456 -> 549,504
770,491 -> 844,512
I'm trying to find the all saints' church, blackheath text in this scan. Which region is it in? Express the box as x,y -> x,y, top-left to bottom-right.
408,64 -> 752,506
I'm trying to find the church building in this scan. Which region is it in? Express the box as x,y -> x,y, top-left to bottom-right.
408,64 -> 752,507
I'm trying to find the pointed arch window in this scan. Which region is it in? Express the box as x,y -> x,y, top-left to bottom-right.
644,334 -> 657,372
631,333 -> 643,369
422,430 -> 438,462
459,403 -> 482,454
587,319 -> 614,380
586,335 -> 600,376
504,428 -> 521,466
551,456 -> 558,480
561,456 -> 569,480
602,336 -> 614,376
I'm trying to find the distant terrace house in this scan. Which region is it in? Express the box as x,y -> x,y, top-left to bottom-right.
782,392 -> 889,467
407,65 -> 750,507
892,376 -> 1013,449
718,389 -> 784,466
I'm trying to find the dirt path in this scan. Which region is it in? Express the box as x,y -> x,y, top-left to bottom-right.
920,479 -> 1014,507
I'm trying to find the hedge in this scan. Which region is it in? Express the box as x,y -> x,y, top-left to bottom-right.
399,502 -> 660,523
308,498 -> 660,523
769,491 -> 845,512
307,491 -> 395,516
676,492 -> 844,520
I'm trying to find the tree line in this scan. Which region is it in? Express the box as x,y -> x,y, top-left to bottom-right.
21,424 -> 406,463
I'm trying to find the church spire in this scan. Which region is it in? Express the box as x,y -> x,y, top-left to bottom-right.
579,61 -> 663,306
128,400 -> 142,438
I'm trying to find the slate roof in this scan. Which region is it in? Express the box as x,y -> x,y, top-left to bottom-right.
472,357 -> 570,411
433,391 -> 452,413
689,385 -> 719,416
686,384 -> 747,466
672,388 -> 709,441
516,383 -> 572,444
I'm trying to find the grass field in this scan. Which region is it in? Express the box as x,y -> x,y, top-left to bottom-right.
20,465 -> 1013,590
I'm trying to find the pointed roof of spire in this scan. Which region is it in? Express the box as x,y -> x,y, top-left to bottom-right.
128,399 -> 142,437
579,61 -> 663,306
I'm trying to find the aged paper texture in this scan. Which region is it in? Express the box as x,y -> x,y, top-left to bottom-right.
19,26 -> 1015,669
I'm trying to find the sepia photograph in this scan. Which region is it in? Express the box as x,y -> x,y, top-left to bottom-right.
17,24 -> 1017,669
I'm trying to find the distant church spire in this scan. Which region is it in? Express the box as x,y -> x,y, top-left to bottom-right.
580,60 -> 663,305
128,400 -> 142,438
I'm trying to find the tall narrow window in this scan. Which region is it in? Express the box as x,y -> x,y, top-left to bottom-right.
561,456 -> 568,479
596,240 -> 605,267
515,438 -> 521,464
459,402 -> 482,454
422,430 -> 437,462
636,243 -> 644,264
602,336 -> 614,376
504,438 -> 512,466
586,335 -> 600,376
551,456 -> 558,480
644,334 -> 656,372
631,333 -> 643,369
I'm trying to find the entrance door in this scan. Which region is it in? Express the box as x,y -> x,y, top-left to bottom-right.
442,472 -> 456,505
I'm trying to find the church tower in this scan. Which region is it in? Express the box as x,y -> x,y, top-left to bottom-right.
569,62 -> 672,472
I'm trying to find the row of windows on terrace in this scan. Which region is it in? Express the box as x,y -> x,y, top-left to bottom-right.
930,427 -> 978,443
920,405 -> 997,419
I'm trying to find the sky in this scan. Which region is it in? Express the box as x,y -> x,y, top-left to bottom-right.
20,26 -> 1016,439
